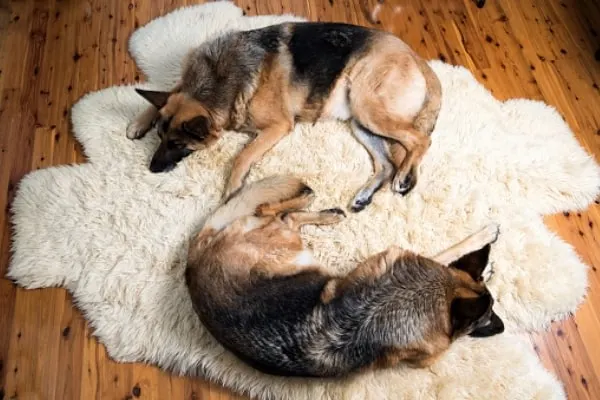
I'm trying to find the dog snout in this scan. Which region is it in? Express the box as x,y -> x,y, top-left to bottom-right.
469,310 -> 504,338
149,142 -> 193,173
149,159 -> 175,173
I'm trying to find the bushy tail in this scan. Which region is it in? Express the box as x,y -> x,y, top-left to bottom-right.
413,58 -> 442,135
202,175 -> 310,232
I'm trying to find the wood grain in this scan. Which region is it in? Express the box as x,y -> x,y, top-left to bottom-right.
1,0 -> 599,399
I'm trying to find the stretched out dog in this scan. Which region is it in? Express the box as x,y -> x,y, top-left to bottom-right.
128,22 -> 441,212
185,176 -> 504,377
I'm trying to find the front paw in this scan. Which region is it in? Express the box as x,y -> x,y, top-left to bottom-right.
318,208 -> 347,224
126,120 -> 151,140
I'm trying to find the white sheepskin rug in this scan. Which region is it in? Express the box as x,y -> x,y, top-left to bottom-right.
8,2 -> 600,399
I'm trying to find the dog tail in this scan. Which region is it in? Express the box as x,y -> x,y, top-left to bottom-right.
202,175 -> 310,233
413,58 -> 442,135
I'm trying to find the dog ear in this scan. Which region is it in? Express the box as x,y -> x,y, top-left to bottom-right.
135,89 -> 171,109
450,292 -> 492,336
181,115 -> 210,141
449,243 -> 490,281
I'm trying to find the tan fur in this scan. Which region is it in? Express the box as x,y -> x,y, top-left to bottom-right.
202,216 -> 332,280
374,333 -> 451,369
187,177 -> 502,376
255,189 -> 314,217
389,142 -> 408,171
321,246 -> 407,304
226,123 -> 292,199
189,179 -> 341,280
346,38 -> 432,188
210,216 -> 307,278
160,93 -> 211,128
413,57 -> 442,135
223,54 -> 297,198
319,71 -> 352,120
282,211 -> 345,231
248,53 -> 294,130
130,25 -> 441,204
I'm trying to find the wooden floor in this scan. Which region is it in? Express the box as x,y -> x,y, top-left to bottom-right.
0,0 -> 599,399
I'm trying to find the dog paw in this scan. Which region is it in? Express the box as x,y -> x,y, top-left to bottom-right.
126,121 -> 151,140
391,170 -> 416,196
299,185 -> 314,197
319,208 -> 346,224
321,208 -> 346,217
349,191 -> 373,213
255,203 -> 269,216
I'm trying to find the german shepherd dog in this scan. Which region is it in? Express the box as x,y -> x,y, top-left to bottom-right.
185,176 -> 504,377
127,22 -> 441,212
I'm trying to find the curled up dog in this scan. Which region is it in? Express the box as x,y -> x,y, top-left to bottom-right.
128,22 -> 442,212
185,176 -> 504,377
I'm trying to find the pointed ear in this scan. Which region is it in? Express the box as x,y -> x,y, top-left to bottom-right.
135,89 -> 171,109
449,243 -> 491,281
451,293 -> 492,335
181,115 -> 210,141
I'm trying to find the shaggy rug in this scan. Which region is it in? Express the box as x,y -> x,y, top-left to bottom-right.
9,2 -> 600,399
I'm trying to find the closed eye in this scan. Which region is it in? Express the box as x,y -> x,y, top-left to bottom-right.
166,140 -> 182,150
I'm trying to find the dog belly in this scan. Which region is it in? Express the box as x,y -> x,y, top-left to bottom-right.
320,79 -> 351,121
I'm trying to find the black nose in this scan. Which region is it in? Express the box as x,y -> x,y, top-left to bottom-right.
469,312 -> 504,338
149,160 -> 175,173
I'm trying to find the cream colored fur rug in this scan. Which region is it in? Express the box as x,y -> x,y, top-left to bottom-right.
9,2 -> 600,399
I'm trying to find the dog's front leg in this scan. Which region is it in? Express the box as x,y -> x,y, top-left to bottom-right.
224,123 -> 290,200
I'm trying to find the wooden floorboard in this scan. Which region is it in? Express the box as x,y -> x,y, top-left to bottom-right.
0,0 -> 598,399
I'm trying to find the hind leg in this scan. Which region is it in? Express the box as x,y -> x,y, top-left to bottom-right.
349,120 -> 394,212
282,208 -> 346,230
389,142 -> 407,171
255,186 -> 315,217
351,117 -> 430,196
389,130 -> 430,195
354,121 -> 430,196
248,209 -> 345,278
350,55 -> 431,196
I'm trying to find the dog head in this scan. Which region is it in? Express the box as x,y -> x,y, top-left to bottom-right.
136,89 -> 221,173
448,244 -> 505,338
